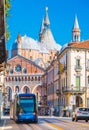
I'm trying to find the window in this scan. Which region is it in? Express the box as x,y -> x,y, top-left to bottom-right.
10,69 -> 13,74
15,86 -> 19,93
23,68 -> 27,74
76,76 -> 80,90
87,60 -> 89,68
15,64 -> 22,72
88,76 -> 89,86
76,59 -> 80,68
30,56 -> 32,60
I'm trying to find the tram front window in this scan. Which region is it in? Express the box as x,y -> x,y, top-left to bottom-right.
19,98 -> 34,113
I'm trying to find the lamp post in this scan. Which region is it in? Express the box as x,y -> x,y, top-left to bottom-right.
71,84 -> 75,111
56,89 -> 61,116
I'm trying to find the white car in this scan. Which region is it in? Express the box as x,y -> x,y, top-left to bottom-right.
72,107 -> 89,122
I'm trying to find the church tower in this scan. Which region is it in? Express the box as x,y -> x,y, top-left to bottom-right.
17,34 -> 22,55
39,18 -> 44,42
72,16 -> 80,42
39,7 -> 50,43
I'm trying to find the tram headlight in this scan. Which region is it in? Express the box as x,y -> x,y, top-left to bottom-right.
33,112 -> 36,115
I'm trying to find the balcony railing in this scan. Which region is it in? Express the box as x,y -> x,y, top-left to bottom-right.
75,65 -> 82,72
62,87 -> 85,94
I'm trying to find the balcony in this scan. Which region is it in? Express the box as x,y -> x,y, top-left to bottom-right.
62,87 -> 85,94
75,66 -> 82,72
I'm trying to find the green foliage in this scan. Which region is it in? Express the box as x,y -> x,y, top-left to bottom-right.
5,0 -> 12,40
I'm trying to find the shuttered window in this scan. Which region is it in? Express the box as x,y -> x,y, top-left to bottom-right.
76,76 -> 80,90
76,59 -> 80,68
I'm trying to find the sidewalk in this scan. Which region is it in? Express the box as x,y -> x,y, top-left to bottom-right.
38,115 -> 71,120
0,116 -> 9,128
0,118 -> 4,127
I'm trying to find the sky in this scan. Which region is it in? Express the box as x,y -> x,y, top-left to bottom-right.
7,0 -> 89,57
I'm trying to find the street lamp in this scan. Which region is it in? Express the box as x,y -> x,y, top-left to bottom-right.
56,89 -> 61,116
71,84 -> 75,111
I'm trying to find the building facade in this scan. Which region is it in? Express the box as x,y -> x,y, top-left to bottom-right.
42,16 -> 89,116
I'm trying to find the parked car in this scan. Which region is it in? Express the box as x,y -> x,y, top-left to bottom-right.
72,107 -> 89,122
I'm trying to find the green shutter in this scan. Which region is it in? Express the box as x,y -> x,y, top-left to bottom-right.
76,76 -> 80,90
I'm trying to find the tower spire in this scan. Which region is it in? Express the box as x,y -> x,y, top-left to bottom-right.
74,15 -> 79,29
72,15 -> 80,42
44,6 -> 50,26
39,18 -> 44,42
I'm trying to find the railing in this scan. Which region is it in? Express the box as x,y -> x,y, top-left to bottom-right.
75,65 -> 82,72
6,81 -> 42,86
62,87 -> 85,93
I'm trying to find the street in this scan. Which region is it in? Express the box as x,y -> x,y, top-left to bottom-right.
1,116 -> 89,130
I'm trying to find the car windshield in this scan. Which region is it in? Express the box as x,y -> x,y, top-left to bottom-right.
79,108 -> 89,111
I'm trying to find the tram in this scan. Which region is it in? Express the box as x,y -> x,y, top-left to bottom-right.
10,93 -> 38,123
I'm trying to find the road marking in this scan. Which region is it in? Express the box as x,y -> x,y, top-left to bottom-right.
62,119 -> 89,128
45,122 -> 64,130
22,124 -> 32,130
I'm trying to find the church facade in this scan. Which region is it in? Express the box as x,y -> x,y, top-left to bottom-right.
5,8 -> 61,107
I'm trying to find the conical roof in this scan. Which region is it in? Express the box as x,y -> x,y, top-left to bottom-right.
73,15 -> 79,29
44,7 -> 50,25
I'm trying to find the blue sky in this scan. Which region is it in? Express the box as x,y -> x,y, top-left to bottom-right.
7,0 -> 89,57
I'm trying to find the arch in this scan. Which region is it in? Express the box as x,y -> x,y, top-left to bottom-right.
23,86 -> 30,93
76,95 -> 83,107
20,85 -> 31,93
32,84 -> 42,93
35,77 -> 37,81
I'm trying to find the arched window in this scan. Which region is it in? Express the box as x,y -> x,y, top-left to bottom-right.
28,77 -> 30,81
23,86 -> 30,93
38,77 -> 40,81
18,77 -> 21,81
15,86 -> 19,93
25,77 -> 27,81
15,77 -> 17,81
12,77 -> 14,81
23,68 -> 27,74
31,77 -> 34,81
9,77 -> 11,81
10,69 -> 13,74
35,77 -> 37,81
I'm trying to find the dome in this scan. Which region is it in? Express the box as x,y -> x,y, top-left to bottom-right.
11,34 -> 62,53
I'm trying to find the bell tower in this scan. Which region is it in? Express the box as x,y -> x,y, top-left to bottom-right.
17,34 -> 22,55
72,16 -> 80,42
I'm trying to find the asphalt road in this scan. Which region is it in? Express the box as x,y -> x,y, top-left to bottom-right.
1,116 -> 89,130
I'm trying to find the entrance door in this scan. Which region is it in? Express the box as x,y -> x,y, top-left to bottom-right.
76,96 -> 83,107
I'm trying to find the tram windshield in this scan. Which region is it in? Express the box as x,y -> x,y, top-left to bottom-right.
18,97 -> 35,113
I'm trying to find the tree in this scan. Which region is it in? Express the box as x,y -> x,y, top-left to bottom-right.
5,0 -> 12,40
